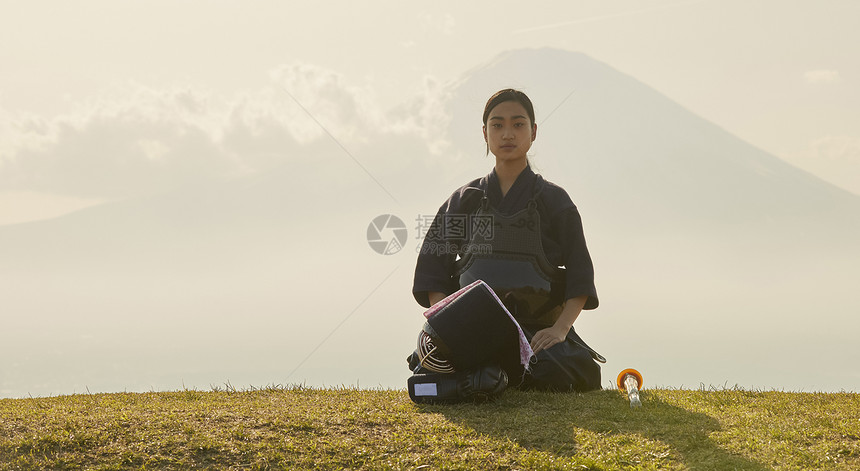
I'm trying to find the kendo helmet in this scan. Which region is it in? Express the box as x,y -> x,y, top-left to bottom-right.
414,322 -> 455,374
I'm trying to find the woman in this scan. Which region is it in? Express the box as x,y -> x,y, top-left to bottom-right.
412,89 -> 603,392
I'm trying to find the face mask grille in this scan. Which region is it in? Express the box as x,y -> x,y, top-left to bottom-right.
416,330 -> 455,373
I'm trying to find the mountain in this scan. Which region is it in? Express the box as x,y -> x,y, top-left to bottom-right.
2,48 -> 858,397
442,49 -> 860,241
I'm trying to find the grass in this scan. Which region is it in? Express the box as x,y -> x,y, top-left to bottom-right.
0,385 -> 858,470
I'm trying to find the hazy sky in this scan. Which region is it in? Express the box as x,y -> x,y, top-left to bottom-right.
1,0 -> 858,225
3,1 -> 860,397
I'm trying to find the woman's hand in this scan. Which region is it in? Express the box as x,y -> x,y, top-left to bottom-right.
530,295 -> 587,353
530,325 -> 569,354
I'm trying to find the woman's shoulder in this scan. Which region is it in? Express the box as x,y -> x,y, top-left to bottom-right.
439,175 -> 487,213
535,174 -> 577,213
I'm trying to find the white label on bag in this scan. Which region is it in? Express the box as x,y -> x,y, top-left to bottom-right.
414,383 -> 438,396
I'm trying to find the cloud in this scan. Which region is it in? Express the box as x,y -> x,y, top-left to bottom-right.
268,63 -> 385,144
440,14 -> 456,36
0,63 -> 448,200
809,135 -> 860,163
794,135 -> 860,195
419,12 -> 456,36
804,69 -> 842,84
386,76 -> 454,155
1,86 -> 250,198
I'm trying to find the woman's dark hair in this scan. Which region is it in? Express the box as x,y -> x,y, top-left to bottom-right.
482,89 -> 536,126
482,89 -> 536,155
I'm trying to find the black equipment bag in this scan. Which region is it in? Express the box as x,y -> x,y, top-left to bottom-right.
407,364 -> 508,404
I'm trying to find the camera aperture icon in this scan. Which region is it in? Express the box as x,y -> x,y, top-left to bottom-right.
367,214 -> 408,255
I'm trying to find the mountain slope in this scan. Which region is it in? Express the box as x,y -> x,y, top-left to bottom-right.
442,48 -> 860,242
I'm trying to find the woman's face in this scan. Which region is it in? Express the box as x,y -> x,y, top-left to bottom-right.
483,100 -> 536,164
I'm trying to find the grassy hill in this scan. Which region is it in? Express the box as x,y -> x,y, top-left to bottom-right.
1,386 -> 858,470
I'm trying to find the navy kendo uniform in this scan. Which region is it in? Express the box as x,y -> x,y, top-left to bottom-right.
410,165 -> 604,397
